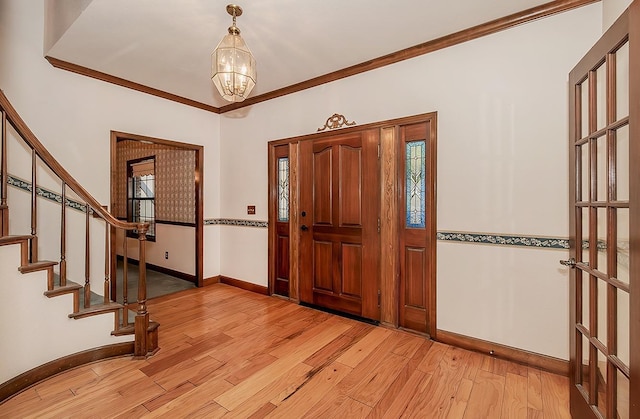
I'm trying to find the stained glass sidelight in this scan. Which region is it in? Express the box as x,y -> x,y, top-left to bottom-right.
406,140 -> 426,228
278,157 -> 289,221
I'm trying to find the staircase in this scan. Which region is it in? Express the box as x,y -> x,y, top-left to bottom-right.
0,90 -> 159,401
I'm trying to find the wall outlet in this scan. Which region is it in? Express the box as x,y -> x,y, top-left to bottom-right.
165,251 -> 168,259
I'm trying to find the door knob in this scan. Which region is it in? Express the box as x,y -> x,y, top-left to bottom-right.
559,258 -> 576,268
301,225 -> 309,231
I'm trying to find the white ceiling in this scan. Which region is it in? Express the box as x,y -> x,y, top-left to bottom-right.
46,0 -> 555,109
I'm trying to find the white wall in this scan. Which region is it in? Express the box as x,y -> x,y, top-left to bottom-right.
0,0 -> 222,285
0,242 -> 132,384
603,0 -> 633,30
116,224 -> 196,275
219,4 -> 603,359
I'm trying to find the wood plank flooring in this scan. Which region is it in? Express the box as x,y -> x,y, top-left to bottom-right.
0,284 -> 571,418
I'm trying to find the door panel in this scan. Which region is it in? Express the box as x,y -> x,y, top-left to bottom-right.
341,243 -> 362,297
313,241 -> 333,292
405,247 -> 426,308
568,3 -> 638,417
339,146 -> 362,226
275,232 -> 289,293
299,130 -> 380,320
313,147 -> 333,225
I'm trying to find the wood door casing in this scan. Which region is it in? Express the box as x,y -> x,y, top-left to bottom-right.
568,3 -> 638,417
299,129 -> 380,320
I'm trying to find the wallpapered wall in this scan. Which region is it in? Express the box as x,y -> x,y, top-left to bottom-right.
114,139 -> 196,224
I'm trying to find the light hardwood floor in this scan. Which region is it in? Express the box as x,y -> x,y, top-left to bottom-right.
0,284 -> 571,418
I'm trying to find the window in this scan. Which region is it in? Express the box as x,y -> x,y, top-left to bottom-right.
406,140 -> 426,228
277,157 -> 289,221
127,158 -> 156,240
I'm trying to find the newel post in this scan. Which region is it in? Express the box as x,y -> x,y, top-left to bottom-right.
134,224 -> 149,357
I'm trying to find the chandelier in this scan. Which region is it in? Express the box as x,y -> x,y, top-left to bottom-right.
211,4 -> 257,102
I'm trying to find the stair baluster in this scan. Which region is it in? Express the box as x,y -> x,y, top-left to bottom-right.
84,203 -> 90,308
104,211 -> 109,305
60,182 -> 67,286
30,149 -> 38,262
1,110 -> 7,236
122,233 -> 129,327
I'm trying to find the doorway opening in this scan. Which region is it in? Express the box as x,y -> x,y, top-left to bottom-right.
110,131 -> 204,301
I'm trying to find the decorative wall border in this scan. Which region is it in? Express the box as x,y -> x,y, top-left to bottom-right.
6,176 -> 270,227
205,218 -> 268,228
7,175 -> 573,249
6,175 -> 87,212
437,231 -> 569,250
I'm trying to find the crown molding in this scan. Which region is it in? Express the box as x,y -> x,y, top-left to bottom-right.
45,56 -> 221,114
220,0 -> 600,112
45,0 -> 600,115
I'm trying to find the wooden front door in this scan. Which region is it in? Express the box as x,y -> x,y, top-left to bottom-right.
299,129 -> 380,320
567,3 -> 638,417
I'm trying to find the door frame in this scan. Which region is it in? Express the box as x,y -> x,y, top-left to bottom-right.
268,112 -> 437,336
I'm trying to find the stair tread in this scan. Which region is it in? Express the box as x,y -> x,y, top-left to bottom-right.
75,301 -> 123,311
44,282 -> 83,297
0,234 -> 34,245
19,260 -> 58,273
69,302 -> 124,319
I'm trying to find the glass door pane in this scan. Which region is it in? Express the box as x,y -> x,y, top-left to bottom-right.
617,208 -> 630,285
615,42 -> 629,121
596,64 -> 607,130
616,126 -> 630,201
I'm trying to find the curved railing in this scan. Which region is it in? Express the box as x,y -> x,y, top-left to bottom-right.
0,89 -> 155,357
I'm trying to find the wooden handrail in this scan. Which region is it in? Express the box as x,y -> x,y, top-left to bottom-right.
0,90 -> 144,232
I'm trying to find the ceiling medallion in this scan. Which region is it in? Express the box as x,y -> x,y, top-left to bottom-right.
317,113 -> 357,132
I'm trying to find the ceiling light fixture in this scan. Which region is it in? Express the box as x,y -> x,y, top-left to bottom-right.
211,4 -> 257,102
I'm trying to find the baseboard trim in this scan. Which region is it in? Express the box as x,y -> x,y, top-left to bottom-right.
0,342 -> 135,403
220,276 -> 269,295
436,329 -> 569,376
116,255 -> 196,284
203,275 -> 221,287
